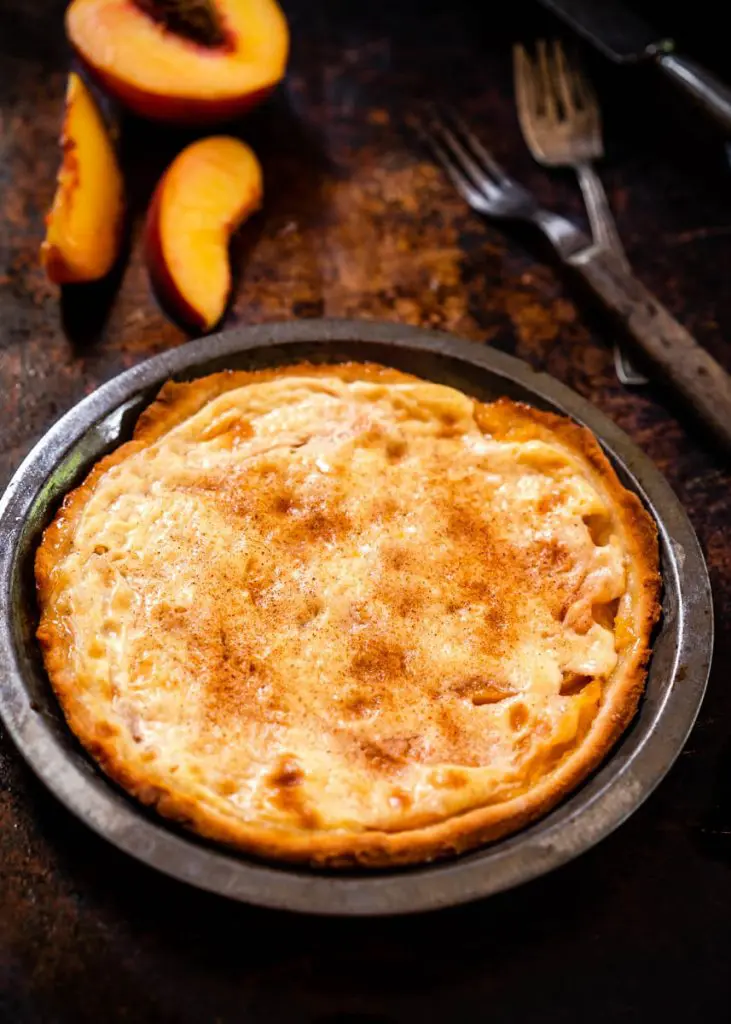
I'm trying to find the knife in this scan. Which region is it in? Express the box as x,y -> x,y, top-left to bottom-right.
538,0 -> 731,136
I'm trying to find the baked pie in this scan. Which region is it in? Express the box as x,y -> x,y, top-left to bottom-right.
36,363 -> 660,866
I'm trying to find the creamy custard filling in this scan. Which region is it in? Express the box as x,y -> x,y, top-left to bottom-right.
42,375 -> 635,837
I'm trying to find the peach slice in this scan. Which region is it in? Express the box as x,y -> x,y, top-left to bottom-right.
145,135 -> 263,330
41,72 -> 125,285
66,0 -> 289,124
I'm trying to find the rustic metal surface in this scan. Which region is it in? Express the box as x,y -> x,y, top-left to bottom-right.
1,0 -> 730,1018
0,320 -> 712,916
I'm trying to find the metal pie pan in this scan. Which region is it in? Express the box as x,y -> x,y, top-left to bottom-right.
0,319 -> 713,916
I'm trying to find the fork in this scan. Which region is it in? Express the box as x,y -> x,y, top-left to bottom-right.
514,40 -> 647,387
419,109 -> 731,453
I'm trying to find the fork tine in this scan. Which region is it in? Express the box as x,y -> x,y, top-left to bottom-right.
536,39 -> 558,123
438,106 -> 508,183
575,60 -> 601,125
513,43 -> 536,125
561,42 -> 597,115
514,43 -> 542,150
552,40 -> 577,118
430,117 -> 497,198
420,126 -> 488,209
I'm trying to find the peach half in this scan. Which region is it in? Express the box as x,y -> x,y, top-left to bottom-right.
41,72 -> 125,285
145,135 -> 263,330
66,0 -> 289,124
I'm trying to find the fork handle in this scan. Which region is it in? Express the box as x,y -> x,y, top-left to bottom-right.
575,163 -> 648,386
569,247 -> 731,452
576,163 -> 628,270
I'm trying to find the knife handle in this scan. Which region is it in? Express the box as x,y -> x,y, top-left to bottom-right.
656,53 -> 731,136
568,247 -> 731,453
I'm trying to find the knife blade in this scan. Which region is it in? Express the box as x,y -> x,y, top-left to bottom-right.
538,0 -> 731,135
537,0 -> 671,63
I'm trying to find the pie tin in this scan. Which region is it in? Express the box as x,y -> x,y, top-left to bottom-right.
0,319 -> 713,916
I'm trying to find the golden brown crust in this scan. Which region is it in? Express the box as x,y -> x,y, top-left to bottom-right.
35,362 -> 661,867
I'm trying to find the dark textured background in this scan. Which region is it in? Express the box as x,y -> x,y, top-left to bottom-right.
1,1 -> 730,1020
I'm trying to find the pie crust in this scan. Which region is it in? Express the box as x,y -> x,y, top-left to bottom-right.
35,362 -> 660,867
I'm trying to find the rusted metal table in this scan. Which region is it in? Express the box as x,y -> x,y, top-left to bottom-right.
1,0 -> 730,1020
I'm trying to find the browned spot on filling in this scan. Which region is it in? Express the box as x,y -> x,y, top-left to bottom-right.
453,676 -> 516,705
269,756 -> 320,830
434,705 -> 481,767
345,697 -> 372,718
360,736 -> 417,774
386,438 -> 407,461
271,489 -> 295,515
438,411 -> 462,438
509,702 -> 530,731
383,542 -> 409,572
222,420 -> 253,446
565,604 -> 595,635
286,504 -> 352,545
361,741 -> 403,774
353,424 -> 383,448
445,501 -> 485,542
537,539 -> 571,572
151,599 -> 190,634
536,487 -> 566,515
341,690 -> 382,718
395,583 -> 427,618
432,768 -> 468,790
126,713 -> 143,743
375,496 -> 399,520
94,720 -> 118,740
350,635 -> 406,682
388,787 -> 413,809
270,755 -> 304,788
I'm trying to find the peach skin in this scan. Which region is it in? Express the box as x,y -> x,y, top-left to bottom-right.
66,0 -> 289,124
41,72 -> 125,285
145,135 -> 263,330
